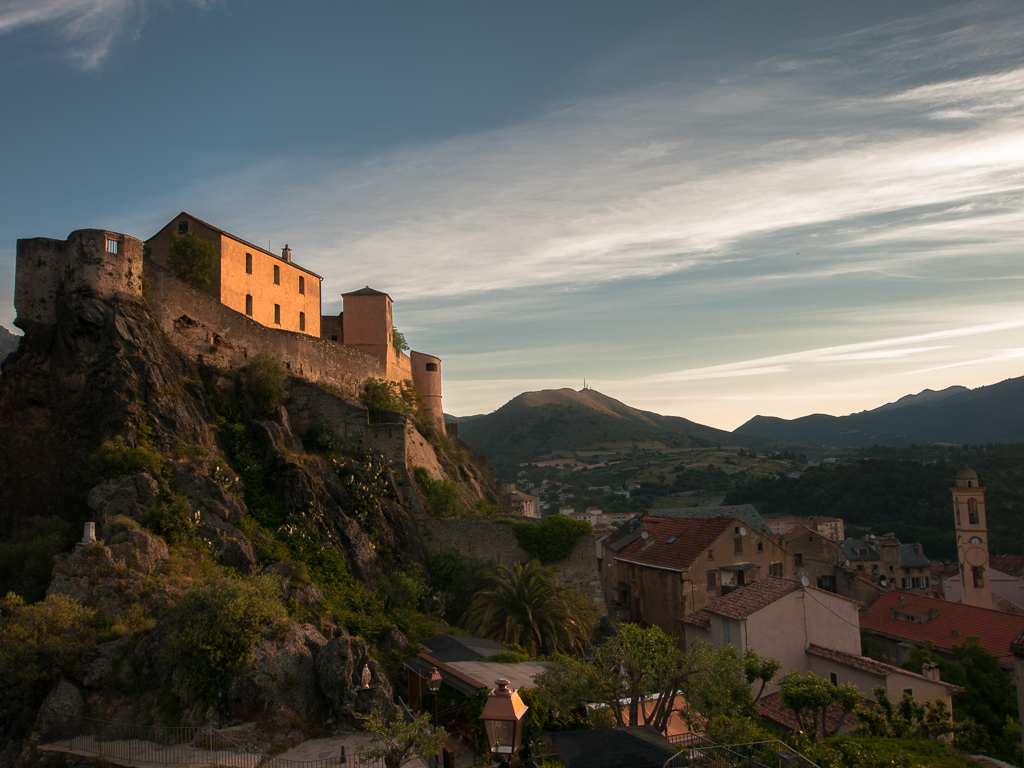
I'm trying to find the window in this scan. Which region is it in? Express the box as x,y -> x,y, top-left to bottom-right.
733,537 -> 743,555
955,497 -> 961,526
299,312 -> 305,331
298,275 -> 305,294
708,549 -> 714,561
968,498 -> 979,525
818,575 -> 836,592
902,577 -> 913,589
829,672 -> 838,686
794,553 -> 803,567
178,220 -> 188,234
426,362 -> 438,372
903,688 -> 914,697
246,253 -> 252,274
245,295 -> 253,316
757,541 -> 764,553
106,238 -> 118,254
770,562 -> 783,577
889,565 -> 894,572
274,265 -> 280,285
274,304 -> 281,324
972,566 -> 985,588
706,571 -> 716,589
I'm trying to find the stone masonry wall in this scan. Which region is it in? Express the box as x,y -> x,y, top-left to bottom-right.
15,230 -> 144,332
147,260 -> 384,401
419,519 -> 606,613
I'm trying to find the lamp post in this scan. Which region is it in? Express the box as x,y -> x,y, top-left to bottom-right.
427,667 -> 443,768
479,679 -> 528,768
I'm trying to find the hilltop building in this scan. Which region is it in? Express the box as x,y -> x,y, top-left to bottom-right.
765,516 -> 845,541
15,220 -> 446,429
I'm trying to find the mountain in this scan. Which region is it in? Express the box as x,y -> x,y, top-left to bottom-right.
0,325 -> 20,363
734,376 -> 1024,448
455,387 -> 781,466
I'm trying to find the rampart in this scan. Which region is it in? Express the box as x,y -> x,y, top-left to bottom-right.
15,230 -> 144,332
147,261 -> 383,400
418,518 -> 606,612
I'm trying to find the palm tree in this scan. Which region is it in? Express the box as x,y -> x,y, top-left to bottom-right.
463,559 -> 594,655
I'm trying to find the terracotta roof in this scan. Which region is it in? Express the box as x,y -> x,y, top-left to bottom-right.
682,608 -> 711,630
344,286 -> 390,297
805,645 -> 963,692
615,517 -> 731,572
703,577 -> 803,621
758,691 -> 865,737
781,525 -> 829,544
649,504 -> 767,533
860,591 -> 1024,665
991,554 -> 1024,577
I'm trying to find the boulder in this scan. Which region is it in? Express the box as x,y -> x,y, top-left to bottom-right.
170,461 -> 247,524
263,562 -> 325,608
35,677 -> 84,741
73,636 -> 131,689
87,473 -> 159,536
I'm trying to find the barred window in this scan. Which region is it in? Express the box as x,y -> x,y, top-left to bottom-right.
274,304 -> 281,324
106,238 -> 118,254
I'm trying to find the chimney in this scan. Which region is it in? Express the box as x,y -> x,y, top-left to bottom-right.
921,662 -> 941,682
927,607 -> 940,622
282,244 -> 291,263
898,597 -> 905,608
914,543 -> 923,555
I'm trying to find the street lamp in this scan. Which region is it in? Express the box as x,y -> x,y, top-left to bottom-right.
427,668 -> 443,768
479,679 -> 528,767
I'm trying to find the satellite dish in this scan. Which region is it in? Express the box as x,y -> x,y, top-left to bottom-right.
879,576 -> 887,586
641,531 -> 650,540
801,576 -> 810,587
740,527 -> 748,536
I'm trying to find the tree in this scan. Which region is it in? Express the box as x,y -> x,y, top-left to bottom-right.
779,670 -> 860,741
168,233 -> 218,289
243,352 -> 289,416
463,560 -> 595,655
391,328 -> 410,353
856,685 -> 958,741
360,707 -> 447,768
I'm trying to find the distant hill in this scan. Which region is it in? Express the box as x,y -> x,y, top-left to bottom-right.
734,376 -> 1024,448
455,387 -> 780,467
0,325 -> 20,363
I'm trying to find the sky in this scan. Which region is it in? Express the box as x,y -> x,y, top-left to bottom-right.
2,0 -> 1023,431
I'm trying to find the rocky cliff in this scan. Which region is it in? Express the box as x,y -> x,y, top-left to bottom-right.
0,275 -> 497,760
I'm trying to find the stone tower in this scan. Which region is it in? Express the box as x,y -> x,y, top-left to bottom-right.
951,466 -> 993,609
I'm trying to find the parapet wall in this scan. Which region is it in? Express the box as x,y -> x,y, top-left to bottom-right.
15,230 -> 144,332
147,260 -> 384,400
419,519 -> 606,612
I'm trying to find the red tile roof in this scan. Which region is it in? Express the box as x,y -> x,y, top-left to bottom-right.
781,525 -> 830,544
615,517 -> 732,572
682,608 -> 711,630
758,692 -> 864,737
805,645 -> 962,693
991,554 -> 1024,577
706,577 -> 803,620
860,591 -> 1024,665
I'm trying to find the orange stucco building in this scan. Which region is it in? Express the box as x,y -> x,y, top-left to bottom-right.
147,213 -> 323,338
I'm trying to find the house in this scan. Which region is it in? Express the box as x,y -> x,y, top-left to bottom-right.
765,516 -> 845,541
647,504 -> 770,534
943,567 -> 1024,613
404,634 -> 547,707
860,591 -> 1024,670
147,212 -> 323,338
838,535 -> 931,594
779,526 -> 886,607
606,516 -> 791,638
681,578 -> 962,712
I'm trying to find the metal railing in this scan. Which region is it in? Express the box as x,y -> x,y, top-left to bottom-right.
663,740 -> 822,768
39,715 -> 385,768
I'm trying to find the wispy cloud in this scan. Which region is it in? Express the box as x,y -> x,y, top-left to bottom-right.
0,0 -> 214,69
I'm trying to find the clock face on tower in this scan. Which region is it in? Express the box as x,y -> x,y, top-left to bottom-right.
969,536 -> 982,545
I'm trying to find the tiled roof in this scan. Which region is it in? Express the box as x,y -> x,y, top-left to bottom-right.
805,645 -> 962,692
615,517 -> 731,572
648,504 -> 767,533
344,286 -> 390,296
419,634 -> 509,663
758,691 -> 865,737
682,608 -> 712,630
1012,629 -> 1024,656
860,591 -> 1024,665
605,526 -> 643,553
704,577 -> 803,620
899,543 -> 931,568
781,525 -> 829,544
991,554 -> 1024,577
839,539 -> 879,561
548,726 -> 677,768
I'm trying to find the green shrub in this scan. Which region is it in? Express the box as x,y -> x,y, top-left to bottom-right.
0,593 -> 96,726
83,436 -> 165,487
243,353 -> 289,417
425,547 -> 497,625
304,421 -> 339,454
510,515 -> 593,563
360,378 -> 422,422
142,493 -> 198,546
0,517 -> 76,602
168,233 -> 218,290
413,467 -> 463,517
162,574 -> 286,702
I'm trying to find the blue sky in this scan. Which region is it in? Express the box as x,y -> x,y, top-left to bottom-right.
2,1 -> 1023,430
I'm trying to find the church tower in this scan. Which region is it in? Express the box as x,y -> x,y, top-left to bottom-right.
951,466 -> 993,609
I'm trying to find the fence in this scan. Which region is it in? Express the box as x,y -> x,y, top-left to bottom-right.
39,715 -> 385,768
663,739 -> 822,768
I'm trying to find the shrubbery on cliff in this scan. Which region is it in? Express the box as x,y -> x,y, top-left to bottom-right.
503,514 -> 593,563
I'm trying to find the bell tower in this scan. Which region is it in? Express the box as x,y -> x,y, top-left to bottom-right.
951,466 -> 993,609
